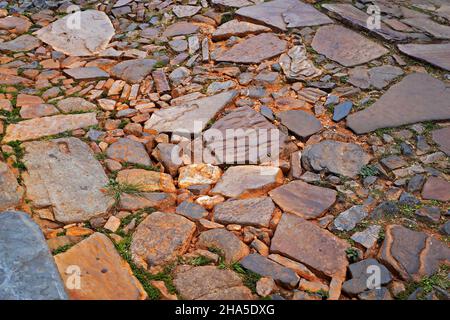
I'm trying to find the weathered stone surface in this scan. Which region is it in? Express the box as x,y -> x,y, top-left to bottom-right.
279,45 -> 322,81
197,228 -> 249,263
22,138 -> 112,223
174,265 -> 252,300
3,113 -> 98,142
269,181 -> 336,219
176,201 -> 208,220
202,106 -> 287,165
277,110 -> 322,138
348,65 -> 404,90
347,73 -> 450,134
20,104 -> 59,119
173,5 -> 201,18
110,59 -> 157,84
431,127 -> 450,156
342,259 -> 392,296
0,16 -> 32,34
402,17 -> 450,40
64,67 -> 109,80
0,211 -> 68,300
0,34 -> 40,52
268,254 -> 318,282
212,0 -> 254,8
421,176 -> 450,202
302,140 -> 371,178
152,70 -> 171,93
116,169 -> 176,193
0,162 -> 22,211
214,197 -> 274,228
119,192 -> 176,211
54,233 -> 146,300
152,143 -> 181,176
271,213 -> 350,278
106,138 -> 151,166
212,20 -> 270,41
398,43 -> 450,72
236,0 -> 332,31
131,212 -> 196,268
379,225 -> 450,281
332,205 -> 368,232
162,22 -> 199,38
351,225 -> 381,249
215,33 -> 287,64
211,165 -> 283,198
322,3 -> 417,42
35,10 -> 115,56
241,254 -> 300,289
144,91 -> 237,134
178,164 -> 222,188
57,97 -> 96,113
359,287 -> 392,300
312,25 -> 389,67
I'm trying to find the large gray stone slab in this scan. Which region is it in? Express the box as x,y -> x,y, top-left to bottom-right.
22,138 -> 113,223
398,43 -> 450,71
402,17 -> 450,40
347,73 -> 450,134
0,211 -> 68,300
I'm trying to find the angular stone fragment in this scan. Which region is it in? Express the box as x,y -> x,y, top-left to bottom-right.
215,33 -> 287,64
111,59 -> 157,84
152,143 -> 181,176
0,16 -> 32,34
152,70 -> 170,93
173,5 -> 201,18
236,0 -> 332,31
131,212 -> 196,268
201,106 -> 287,165
347,73 -> 450,134
211,165 -> 283,198
302,140 -> 371,178
119,192 -> 176,211
312,25 -> 389,67
269,181 -> 336,219
3,113 -> 98,142
176,201 -> 208,220
144,91 -> 237,134
342,259 -> 392,296
0,34 -> 40,52
162,22 -> 199,38
268,254 -> 319,282
212,0 -> 254,8
421,176 -> 450,202
348,65 -> 404,90
0,211 -> 68,300
116,169 -> 176,193
20,104 -> 59,119
332,205 -> 368,232
174,265 -> 252,300
22,138 -> 113,223
241,254 -> 300,289
106,138 -> 151,166
398,43 -> 450,71
178,164 -> 222,188
402,17 -> 450,40
351,225 -> 381,249
271,213 -> 350,278
277,110 -> 322,138
197,228 -> 249,263
212,20 -> 270,41
279,45 -> 322,81
214,197 -> 274,228
0,162 -> 23,211
431,127 -> 450,156
378,225 -> 450,281
35,10 -> 115,56
64,67 -> 109,80
57,97 -> 96,113
54,233 -> 147,300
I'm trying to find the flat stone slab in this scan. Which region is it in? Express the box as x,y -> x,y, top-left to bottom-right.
197,228 -> 249,263
116,169 -> 176,193
162,22 -> 199,38
431,126 -> 450,156
106,138 -> 151,166
57,97 -> 96,113
402,17 -> 450,40
277,110 -> 322,138
211,165 -> 283,199
269,180 -> 336,219
322,3 -> 417,42
271,213 -> 350,279
0,16 -> 32,34
64,67 -> 109,80
347,73 -> 450,134
3,113 -> 98,143
22,138 -> 112,223
110,59 -> 157,84
119,192 -> 176,211
312,25 -> 389,67
54,233 -> 147,300
379,225 -> 450,281
241,253 -> 300,289
421,176 -> 450,202
212,20 -> 271,41
332,205 -> 368,232
342,259 -> 392,296
212,0 -> 255,8
0,162 -> 22,211
236,0 -> 332,31
172,5 -> 201,18
351,225 -> 381,249
348,65 -> 404,90
0,211 -> 68,300
279,45 -> 322,81
214,197 -> 275,227
131,212 -> 196,268
144,91 -> 237,134
178,164 -> 222,188
0,34 -> 41,52
398,43 -> 450,71
302,140 -> 371,178
174,265 -> 252,300
201,106 -> 287,164
215,33 -> 287,64
35,10 -> 115,56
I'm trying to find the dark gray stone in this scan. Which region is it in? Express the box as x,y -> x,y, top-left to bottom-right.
176,201 -> 208,220
333,101 -> 352,122
277,110 -> 322,139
